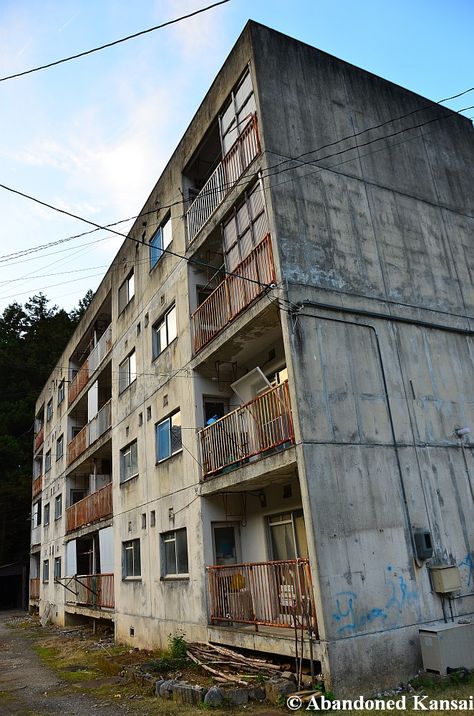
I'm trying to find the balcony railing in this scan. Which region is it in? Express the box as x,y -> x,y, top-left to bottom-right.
192,234 -> 275,353
66,482 -> 112,533
34,426 -> 44,451
65,573 -> 114,609
200,380 -> 294,477
29,578 -> 40,600
67,399 -> 112,466
69,325 -> 112,404
208,559 -> 316,631
186,114 -> 261,243
32,474 -> 42,498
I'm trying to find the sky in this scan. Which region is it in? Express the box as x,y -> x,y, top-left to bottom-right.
0,0 -> 472,314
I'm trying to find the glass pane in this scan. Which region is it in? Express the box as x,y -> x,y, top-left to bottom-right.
119,360 -> 128,392
249,182 -> 264,217
118,282 -> 127,312
128,273 -> 135,299
237,93 -> 256,126
226,244 -> 240,272
159,321 -> 167,351
176,530 -> 188,573
223,218 -> 237,253
222,123 -> 237,154
294,513 -> 308,558
131,441 -> 138,474
165,538 -> 176,575
235,70 -> 253,112
162,217 -> 172,249
171,412 -> 182,453
270,522 -> 296,560
220,101 -> 235,135
167,307 -> 177,343
252,211 -> 269,243
129,352 -> 136,382
157,420 -> 171,461
134,541 -> 141,576
214,526 -> 237,565
150,231 -> 162,267
124,544 -> 133,576
239,228 -> 253,261
236,201 -> 250,235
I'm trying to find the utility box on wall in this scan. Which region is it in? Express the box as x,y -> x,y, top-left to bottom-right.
419,622 -> 474,674
429,565 -> 461,593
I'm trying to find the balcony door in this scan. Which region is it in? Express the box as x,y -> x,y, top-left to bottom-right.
268,510 -> 308,561
212,522 -> 241,566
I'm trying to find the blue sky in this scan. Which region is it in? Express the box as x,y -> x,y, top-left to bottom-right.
0,0 -> 472,312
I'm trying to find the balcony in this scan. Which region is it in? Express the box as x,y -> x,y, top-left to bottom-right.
64,573 -> 114,610
186,114 -> 261,243
192,234 -> 275,354
66,482 -> 112,533
208,559 -> 315,631
34,426 -> 44,451
67,399 -> 112,466
29,578 -> 40,600
32,474 -> 42,498
69,325 -> 112,404
200,381 -> 294,477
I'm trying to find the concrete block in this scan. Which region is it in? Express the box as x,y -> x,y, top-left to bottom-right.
172,683 -> 206,705
223,687 -> 249,706
204,686 -> 224,707
248,685 -> 266,701
158,679 -> 176,699
265,676 -> 295,704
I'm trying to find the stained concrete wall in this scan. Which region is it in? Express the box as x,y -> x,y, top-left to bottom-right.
248,22 -> 474,692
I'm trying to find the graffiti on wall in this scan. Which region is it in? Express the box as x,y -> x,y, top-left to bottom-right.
332,565 -> 418,635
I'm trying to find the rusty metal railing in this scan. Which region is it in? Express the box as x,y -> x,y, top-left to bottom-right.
200,380 -> 294,477
32,474 -> 42,498
63,573 -> 114,609
34,426 -> 44,451
186,114 -> 261,243
29,578 -> 40,600
207,559 -> 316,631
69,325 -> 112,404
66,482 -> 112,533
191,234 -> 275,353
67,399 -> 112,466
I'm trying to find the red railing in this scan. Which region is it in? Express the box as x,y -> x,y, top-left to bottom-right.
32,474 -> 42,498
69,362 -> 89,404
67,424 -> 88,465
192,234 -> 275,353
67,573 -> 114,609
66,399 -> 112,466
200,380 -> 294,476
68,326 -> 112,405
29,578 -> 40,600
207,559 -> 316,631
66,482 -> 113,532
34,426 -> 44,451
186,114 -> 261,242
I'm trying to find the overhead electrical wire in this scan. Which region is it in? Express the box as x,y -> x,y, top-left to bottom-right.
0,0 -> 231,83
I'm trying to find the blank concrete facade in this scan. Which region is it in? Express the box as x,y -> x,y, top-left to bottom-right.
30,22 -> 474,694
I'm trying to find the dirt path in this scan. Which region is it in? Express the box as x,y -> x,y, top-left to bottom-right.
0,612 -> 130,716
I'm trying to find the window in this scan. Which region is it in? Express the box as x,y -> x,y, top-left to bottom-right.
45,450 -> 51,473
222,180 -> 268,271
32,500 -> 42,528
152,305 -> 177,358
161,529 -> 188,577
268,510 -> 308,561
122,539 -> 141,578
46,399 -> 53,422
57,379 -> 65,405
119,350 -> 137,393
219,68 -> 256,154
150,215 -> 172,269
118,271 -> 135,313
54,557 -> 61,581
55,494 -> 62,520
43,503 -> 50,526
155,410 -> 182,462
120,440 -> 138,483
56,434 -> 64,460
42,559 -> 49,583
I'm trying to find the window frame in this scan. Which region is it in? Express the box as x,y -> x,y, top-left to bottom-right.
152,305 -> 177,359
32,500 -> 42,528
45,450 -> 52,473
122,539 -> 141,579
118,349 -> 137,393
222,179 -> 268,272
42,559 -> 49,584
55,494 -> 63,520
56,434 -> 64,460
161,528 -> 189,578
120,440 -> 138,484
57,379 -> 65,406
43,502 -> 50,526
155,410 -> 182,463
54,556 -> 61,581
118,271 -> 135,314
149,214 -> 172,269
46,399 -> 53,422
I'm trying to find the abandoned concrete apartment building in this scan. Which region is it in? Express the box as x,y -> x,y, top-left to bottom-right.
29,22 -> 474,692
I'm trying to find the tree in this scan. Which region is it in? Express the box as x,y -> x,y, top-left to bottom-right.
0,290 -> 93,566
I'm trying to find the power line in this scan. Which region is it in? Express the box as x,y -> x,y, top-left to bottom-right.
0,1 -> 231,83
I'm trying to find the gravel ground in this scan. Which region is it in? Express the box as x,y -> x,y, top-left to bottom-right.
0,611 -> 130,716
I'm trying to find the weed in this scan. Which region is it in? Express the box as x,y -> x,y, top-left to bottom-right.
168,630 -> 187,660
